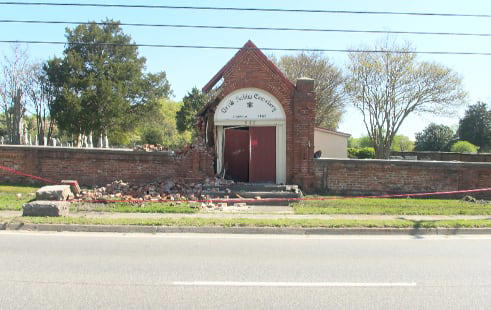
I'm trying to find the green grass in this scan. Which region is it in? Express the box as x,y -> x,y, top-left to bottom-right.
4,216 -> 490,228
72,201 -> 199,214
293,197 -> 491,215
0,184 -> 39,210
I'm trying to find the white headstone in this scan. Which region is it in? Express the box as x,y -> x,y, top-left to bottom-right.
43,137 -> 47,146
88,132 -> 93,148
82,135 -> 87,148
104,135 -> 109,148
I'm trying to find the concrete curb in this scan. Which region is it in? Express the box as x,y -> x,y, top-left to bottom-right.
1,222 -> 491,235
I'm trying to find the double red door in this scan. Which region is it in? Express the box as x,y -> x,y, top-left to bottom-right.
224,126 -> 276,183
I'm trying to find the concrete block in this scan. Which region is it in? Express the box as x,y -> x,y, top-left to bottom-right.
61,180 -> 81,195
36,185 -> 73,201
22,201 -> 69,217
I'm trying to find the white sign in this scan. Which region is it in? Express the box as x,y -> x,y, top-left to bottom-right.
214,88 -> 285,122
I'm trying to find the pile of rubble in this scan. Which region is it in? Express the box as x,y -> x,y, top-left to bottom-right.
77,178 -> 235,202
133,144 -> 170,152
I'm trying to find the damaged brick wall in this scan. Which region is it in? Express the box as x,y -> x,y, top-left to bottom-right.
0,142 -> 214,186
313,158 -> 491,199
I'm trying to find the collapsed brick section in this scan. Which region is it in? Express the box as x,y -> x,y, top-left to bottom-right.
313,158 -> 491,199
0,142 -> 214,187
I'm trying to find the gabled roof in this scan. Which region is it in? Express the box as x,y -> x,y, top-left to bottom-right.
202,40 -> 295,93
315,127 -> 351,138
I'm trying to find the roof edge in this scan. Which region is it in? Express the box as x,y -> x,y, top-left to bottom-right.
202,40 -> 295,92
315,126 -> 351,137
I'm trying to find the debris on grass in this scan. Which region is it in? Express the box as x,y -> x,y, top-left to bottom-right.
77,178 -> 235,203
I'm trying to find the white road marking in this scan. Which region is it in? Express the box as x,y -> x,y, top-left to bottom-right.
3,279 -> 418,288
172,281 -> 417,287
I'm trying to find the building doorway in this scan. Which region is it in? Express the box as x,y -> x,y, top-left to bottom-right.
223,126 -> 276,183
214,88 -> 286,184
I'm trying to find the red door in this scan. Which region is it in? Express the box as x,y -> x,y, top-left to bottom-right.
224,128 -> 249,182
249,126 -> 276,183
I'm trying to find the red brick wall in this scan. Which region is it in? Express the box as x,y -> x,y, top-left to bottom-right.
0,144 -> 214,186
391,151 -> 491,162
2,146 -> 489,199
314,158 -> 491,198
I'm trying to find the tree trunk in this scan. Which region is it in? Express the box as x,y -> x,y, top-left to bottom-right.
11,89 -> 23,144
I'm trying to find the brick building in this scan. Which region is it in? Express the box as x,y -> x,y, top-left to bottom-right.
198,40 -> 316,188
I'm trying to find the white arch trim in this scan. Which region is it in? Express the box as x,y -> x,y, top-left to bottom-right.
215,88 -> 286,184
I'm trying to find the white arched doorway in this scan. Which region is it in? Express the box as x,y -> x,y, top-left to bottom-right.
214,88 -> 286,184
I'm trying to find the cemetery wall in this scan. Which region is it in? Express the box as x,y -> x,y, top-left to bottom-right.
391,151 -> 491,162
1,145 -> 489,199
313,158 -> 491,198
0,145 -> 213,186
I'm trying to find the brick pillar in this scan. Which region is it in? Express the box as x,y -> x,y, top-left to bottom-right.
292,78 -> 316,190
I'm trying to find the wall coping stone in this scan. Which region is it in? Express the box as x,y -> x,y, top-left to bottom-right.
314,158 -> 491,168
0,145 -> 174,157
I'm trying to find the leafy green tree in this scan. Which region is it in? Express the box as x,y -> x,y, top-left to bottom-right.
176,87 -> 206,133
347,137 -> 359,148
348,147 -> 375,159
457,102 -> 491,152
134,99 -> 192,149
450,141 -> 478,153
345,39 -> 466,158
356,147 -> 375,159
358,135 -> 374,148
141,127 -> 164,145
392,135 -> 414,152
348,135 -> 373,148
45,20 -> 170,143
414,123 -> 455,151
275,53 -> 345,129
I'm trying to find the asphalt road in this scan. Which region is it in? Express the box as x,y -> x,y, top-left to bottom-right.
0,232 -> 490,310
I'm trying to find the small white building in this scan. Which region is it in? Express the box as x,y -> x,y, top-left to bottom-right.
314,127 -> 351,158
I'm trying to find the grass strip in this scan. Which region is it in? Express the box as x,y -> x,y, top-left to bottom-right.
72,202 -> 198,214
7,217 -> 491,228
0,184 -> 39,211
293,198 -> 491,215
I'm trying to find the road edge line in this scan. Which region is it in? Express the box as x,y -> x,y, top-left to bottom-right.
1,223 -> 491,235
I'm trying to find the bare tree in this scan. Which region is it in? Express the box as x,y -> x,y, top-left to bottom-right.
345,40 -> 466,159
0,45 -> 33,144
275,53 -> 345,129
26,63 -> 55,145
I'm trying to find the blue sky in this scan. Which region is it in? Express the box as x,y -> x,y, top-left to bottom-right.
1,0 -> 490,139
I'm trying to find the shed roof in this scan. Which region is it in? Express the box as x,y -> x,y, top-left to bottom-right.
315,126 -> 351,138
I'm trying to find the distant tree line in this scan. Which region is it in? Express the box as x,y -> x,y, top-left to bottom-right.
414,102 -> 490,153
